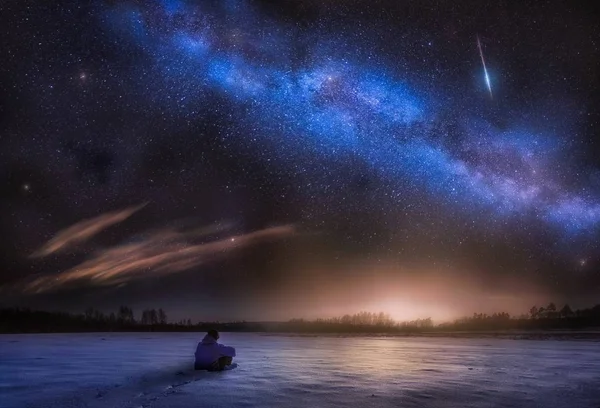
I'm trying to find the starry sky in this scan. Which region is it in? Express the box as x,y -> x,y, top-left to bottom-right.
1,0 -> 599,322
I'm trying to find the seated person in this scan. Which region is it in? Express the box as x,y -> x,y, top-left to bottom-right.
194,329 -> 236,371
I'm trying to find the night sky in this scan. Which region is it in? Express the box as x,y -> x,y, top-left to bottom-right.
1,0 -> 600,322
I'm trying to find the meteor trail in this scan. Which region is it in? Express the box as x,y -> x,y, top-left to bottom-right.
477,35 -> 493,99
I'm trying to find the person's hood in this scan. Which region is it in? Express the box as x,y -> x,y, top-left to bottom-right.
201,334 -> 217,345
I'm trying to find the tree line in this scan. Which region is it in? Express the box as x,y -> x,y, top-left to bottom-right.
1,302 -> 599,333
440,302 -> 600,331
0,306 -> 198,333
288,311 -> 434,331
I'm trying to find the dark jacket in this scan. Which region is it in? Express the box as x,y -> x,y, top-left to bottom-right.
194,334 -> 236,368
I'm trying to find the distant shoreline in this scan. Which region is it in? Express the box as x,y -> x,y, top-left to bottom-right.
3,305 -> 600,338
2,330 -> 600,341
260,330 -> 600,341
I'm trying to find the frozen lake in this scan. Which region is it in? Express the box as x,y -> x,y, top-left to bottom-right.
1,333 -> 600,408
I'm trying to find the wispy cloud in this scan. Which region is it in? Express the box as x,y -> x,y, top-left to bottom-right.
23,224 -> 295,294
31,203 -> 148,258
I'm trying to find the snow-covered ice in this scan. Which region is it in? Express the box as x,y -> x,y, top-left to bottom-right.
1,333 -> 600,408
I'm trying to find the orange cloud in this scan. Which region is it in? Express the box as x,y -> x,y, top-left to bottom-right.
23,224 -> 295,294
31,203 -> 148,258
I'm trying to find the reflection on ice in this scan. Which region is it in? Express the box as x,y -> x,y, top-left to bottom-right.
1,333 -> 599,408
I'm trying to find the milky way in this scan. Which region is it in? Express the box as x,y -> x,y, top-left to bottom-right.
2,0 -> 600,314
102,0 -> 600,238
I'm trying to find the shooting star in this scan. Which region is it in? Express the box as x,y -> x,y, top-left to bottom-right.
477,35 -> 493,99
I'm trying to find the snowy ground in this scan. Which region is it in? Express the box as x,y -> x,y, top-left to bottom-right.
1,333 -> 600,408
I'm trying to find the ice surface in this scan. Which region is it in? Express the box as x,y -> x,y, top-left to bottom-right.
1,333 -> 600,408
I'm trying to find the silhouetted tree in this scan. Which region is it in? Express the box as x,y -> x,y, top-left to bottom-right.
158,309 -> 167,324
560,304 -> 574,318
118,306 -> 135,324
537,306 -> 546,319
94,310 -> 104,321
149,309 -> 158,325
546,302 -> 557,319
85,307 -> 95,321
141,310 -> 149,325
